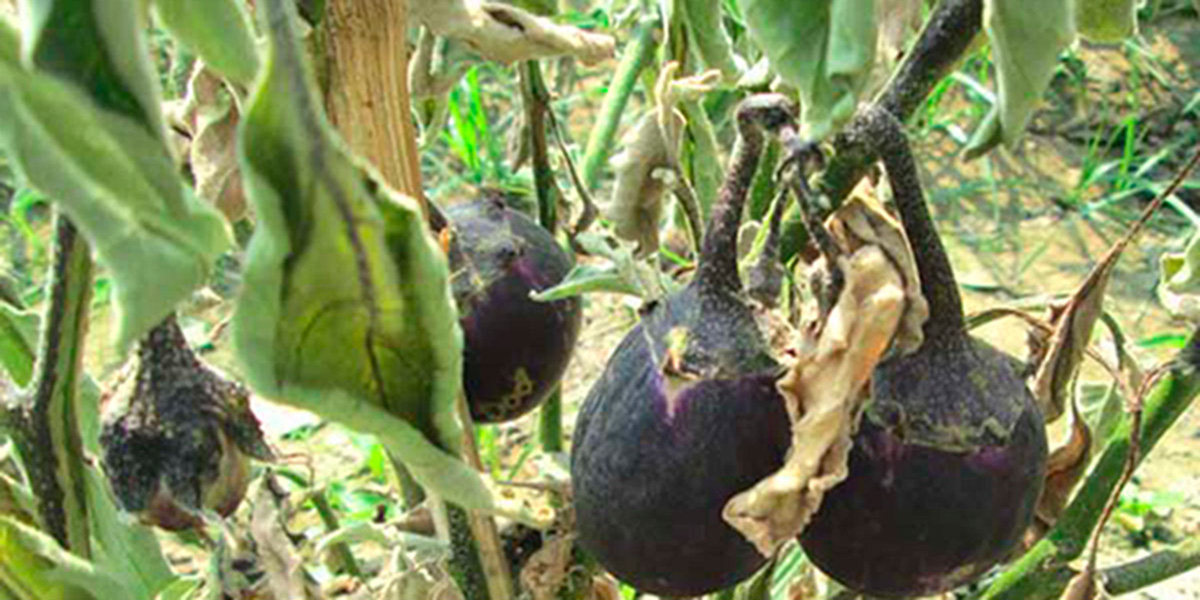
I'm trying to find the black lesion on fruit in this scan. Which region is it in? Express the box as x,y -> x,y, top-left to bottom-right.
100,316 -> 272,531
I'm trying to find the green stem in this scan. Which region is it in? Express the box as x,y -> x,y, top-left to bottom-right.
681,99 -> 722,220
580,17 -> 658,190
519,59 -> 566,455
781,0 -> 984,261
980,328 -> 1200,600
311,487 -> 364,579
1103,536 -> 1200,595
20,214 -> 93,557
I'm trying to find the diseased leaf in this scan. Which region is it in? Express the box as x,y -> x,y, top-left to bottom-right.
152,0 -> 260,87
1076,0 -> 1137,43
233,0 -> 543,525
965,0 -> 1075,157
170,65 -> 247,222
736,0 -> 877,139
0,17 -> 232,353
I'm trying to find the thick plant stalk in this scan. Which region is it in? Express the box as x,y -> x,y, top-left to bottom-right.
520,59 -> 567,454
14,215 -> 93,556
320,1 -> 513,597
581,17 -> 658,190
980,328 -> 1200,600
322,0 -> 426,210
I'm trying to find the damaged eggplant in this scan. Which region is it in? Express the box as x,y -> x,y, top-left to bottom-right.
570,95 -> 797,597
441,195 -> 582,424
100,315 -> 272,531
798,107 -> 1049,598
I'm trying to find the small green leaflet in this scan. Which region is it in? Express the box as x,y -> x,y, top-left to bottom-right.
1159,227 -> 1200,323
735,0 -> 876,140
0,14 -> 232,353
233,0 -> 540,524
0,303 -> 38,387
152,0 -> 261,87
965,0 -> 1075,158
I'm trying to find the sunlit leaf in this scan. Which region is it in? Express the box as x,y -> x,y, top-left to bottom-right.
0,16 -> 232,352
1075,0 -> 1137,43
152,0 -> 260,87
736,0 -> 876,139
233,0 -> 542,524
1159,228 -> 1200,323
965,0 -> 1075,157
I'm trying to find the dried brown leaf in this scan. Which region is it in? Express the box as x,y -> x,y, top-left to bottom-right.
410,0 -> 615,65
1034,395 -> 1093,534
248,479 -> 322,600
1060,570 -> 1110,600
519,533 -> 576,600
174,65 -> 247,222
722,193 -> 924,556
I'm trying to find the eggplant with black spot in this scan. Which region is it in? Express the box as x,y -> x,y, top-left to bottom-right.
570,96 -> 798,597
798,107 -> 1049,598
443,196 -> 582,423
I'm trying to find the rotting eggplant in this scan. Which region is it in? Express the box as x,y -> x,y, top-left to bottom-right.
798,107 -> 1049,598
570,95 -> 798,597
100,315 -> 273,531
443,195 -> 582,423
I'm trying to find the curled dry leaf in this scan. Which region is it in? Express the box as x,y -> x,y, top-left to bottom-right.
248,478 -> 323,600
1060,570 -> 1111,600
410,0 -> 615,65
722,190 -> 926,556
606,63 -> 721,255
519,533 -> 576,600
171,64 -> 247,222
1031,394 -> 1092,538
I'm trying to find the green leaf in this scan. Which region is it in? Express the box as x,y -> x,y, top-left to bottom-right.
233,0 -> 542,525
0,18 -> 233,353
83,466 -> 176,599
0,303 -> 38,387
1159,228 -> 1200,322
153,578 -> 202,600
682,0 -> 741,80
1076,0 -> 1137,43
965,0 -> 1075,158
530,263 -> 641,301
0,515 -> 126,600
152,0 -> 261,87
735,0 -> 876,140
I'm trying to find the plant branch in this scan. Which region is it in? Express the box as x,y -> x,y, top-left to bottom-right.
781,0 -> 984,260
980,327 -> 1200,600
21,214 -> 93,557
1103,536 -> 1200,595
581,17 -> 659,190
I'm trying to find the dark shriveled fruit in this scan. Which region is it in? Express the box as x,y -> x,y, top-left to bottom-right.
571,96 -> 797,597
445,197 -> 582,423
799,107 -> 1048,598
100,316 -> 273,531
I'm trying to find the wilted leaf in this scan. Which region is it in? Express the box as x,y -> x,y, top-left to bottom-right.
723,193 -> 923,555
965,0 -> 1075,157
607,63 -> 720,256
152,0 -> 260,87
1034,396 -> 1092,533
248,480 -> 322,600
233,0 -> 543,525
175,65 -> 247,222
736,0 -> 877,139
1075,0 -> 1137,43
519,533 -> 575,600
0,17 -> 233,352
1060,570 -> 1110,600
410,0 -> 615,65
